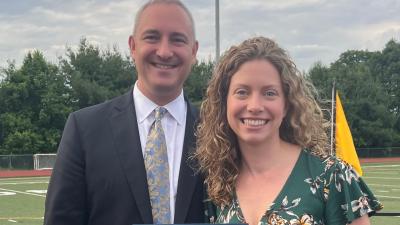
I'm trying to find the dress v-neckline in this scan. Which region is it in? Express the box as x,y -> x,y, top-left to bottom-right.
234,150 -> 304,225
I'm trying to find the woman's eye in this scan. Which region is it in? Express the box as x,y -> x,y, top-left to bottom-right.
265,90 -> 277,97
235,89 -> 248,96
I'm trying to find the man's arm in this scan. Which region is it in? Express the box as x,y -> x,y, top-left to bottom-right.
44,113 -> 88,225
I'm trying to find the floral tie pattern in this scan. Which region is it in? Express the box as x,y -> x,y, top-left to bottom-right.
144,107 -> 170,224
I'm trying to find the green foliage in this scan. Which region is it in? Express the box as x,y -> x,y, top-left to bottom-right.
370,39 -> 400,115
60,38 -> 136,109
0,39 -> 137,154
1,38 -> 399,153
0,51 -> 72,154
308,40 -> 400,147
184,60 -> 214,104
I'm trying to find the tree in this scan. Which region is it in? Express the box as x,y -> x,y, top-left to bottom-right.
184,60 -> 214,105
308,46 -> 399,147
60,39 -> 136,110
0,51 -> 72,154
370,39 -> 400,145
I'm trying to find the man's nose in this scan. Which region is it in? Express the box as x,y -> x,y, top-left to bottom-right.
156,38 -> 173,59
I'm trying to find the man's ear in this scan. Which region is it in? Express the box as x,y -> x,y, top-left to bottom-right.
128,35 -> 136,59
191,40 -> 199,64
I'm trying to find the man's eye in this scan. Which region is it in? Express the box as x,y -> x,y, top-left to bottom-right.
144,35 -> 158,41
172,37 -> 187,44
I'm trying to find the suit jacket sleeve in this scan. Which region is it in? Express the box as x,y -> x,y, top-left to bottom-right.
44,112 -> 88,225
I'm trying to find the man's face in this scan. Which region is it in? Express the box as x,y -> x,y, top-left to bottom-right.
129,3 -> 198,104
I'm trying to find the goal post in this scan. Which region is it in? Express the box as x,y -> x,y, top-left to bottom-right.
33,153 -> 57,170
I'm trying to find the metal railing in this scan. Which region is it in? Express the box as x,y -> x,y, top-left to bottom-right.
0,154 -> 34,170
357,147 -> 400,158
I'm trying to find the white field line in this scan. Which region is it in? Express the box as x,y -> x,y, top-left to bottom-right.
0,216 -> 43,220
375,195 -> 400,199
364,171 -> 399,174
0,187 -> 46,197
363,177 -> 400,180
363,169 -> 400,172
0,181 -> 49,185
368,183 -> 399,187
363,165 -> 400,168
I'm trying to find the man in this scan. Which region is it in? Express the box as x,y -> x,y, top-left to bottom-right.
44,1 -> 204,224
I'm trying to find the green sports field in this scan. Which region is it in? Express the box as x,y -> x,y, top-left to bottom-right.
0,176 -> 48,225
363,162 -> 400,225
0,162 -> 399,225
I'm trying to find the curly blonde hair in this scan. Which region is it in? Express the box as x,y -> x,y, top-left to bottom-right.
194,37 -> 329,206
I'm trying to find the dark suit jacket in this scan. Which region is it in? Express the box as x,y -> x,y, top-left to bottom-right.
44,90 -> 204,225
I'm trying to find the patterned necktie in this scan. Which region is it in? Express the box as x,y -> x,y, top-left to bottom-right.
144,107 -> 170,224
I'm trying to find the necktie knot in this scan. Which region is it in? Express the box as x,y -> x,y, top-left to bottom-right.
155,107 -> 167,121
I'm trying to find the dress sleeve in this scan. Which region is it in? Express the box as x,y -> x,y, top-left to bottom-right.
204,199 -> 217,223
323,157 -> 383,225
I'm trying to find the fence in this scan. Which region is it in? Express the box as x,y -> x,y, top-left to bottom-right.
0,147 -> 399,169
0,154 -> 57,170
357,147 -> 400,158
0,154 -> 34,170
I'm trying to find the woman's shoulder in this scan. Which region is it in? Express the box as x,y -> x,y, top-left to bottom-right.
300,149 -> 355,178
301,149 -> 333,167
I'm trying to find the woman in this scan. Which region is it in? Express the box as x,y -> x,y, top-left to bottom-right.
195,37 -> 382,225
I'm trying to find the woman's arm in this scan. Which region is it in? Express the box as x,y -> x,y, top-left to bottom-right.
349,215 -> 370,225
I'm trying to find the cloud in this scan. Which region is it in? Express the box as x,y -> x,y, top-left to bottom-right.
1,0 -> 400,72
31,6 -> 76,22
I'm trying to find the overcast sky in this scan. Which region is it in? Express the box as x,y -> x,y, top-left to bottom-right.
1,0 -> 400,72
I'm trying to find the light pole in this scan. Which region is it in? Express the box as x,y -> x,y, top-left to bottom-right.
215,0 -> 220,62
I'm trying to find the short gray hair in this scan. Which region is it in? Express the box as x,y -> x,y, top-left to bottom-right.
132,0 -> 196,39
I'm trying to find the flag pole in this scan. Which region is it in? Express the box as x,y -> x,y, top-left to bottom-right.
330,81 -> 336,155
215,0 -> 220,62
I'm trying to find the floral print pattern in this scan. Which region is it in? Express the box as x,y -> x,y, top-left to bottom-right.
213,150 -> 383,225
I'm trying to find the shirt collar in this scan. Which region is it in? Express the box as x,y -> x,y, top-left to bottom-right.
133,82 -> 186,125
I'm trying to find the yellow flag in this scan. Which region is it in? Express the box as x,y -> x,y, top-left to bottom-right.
335,92 -> 363,176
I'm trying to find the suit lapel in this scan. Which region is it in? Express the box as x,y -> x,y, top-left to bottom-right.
174,101 -> 199,223
109,91 -> 153,223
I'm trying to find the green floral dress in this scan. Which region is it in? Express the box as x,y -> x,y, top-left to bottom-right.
210,150 -> 383,225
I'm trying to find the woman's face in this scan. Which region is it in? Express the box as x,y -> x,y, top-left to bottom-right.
226,59 -> 287,146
